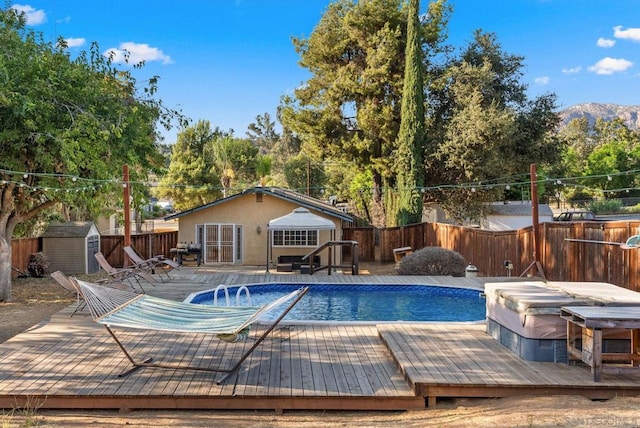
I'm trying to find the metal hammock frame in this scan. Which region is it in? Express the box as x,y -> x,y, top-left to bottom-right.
72,278 -> 308,383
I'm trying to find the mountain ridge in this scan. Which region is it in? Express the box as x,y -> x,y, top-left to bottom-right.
559,103 -> 640,130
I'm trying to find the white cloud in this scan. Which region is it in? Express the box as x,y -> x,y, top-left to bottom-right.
562,66 -> 582,74
103,42 -> 173,65
11,4 -> 46,25
588,57 -> 633,75
64,37 -> 85,48
614,26 -> 640,42
534,76 -> 550,85
597,38 -> 615,48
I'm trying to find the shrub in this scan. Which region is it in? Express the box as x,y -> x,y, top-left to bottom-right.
27,252 -> 50,277
588,198 -> 622,214
623,203 -> 640,214
568,191 -> 594,208
396,246 -> 467,277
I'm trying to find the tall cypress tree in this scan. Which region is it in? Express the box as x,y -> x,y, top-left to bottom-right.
394,0 -> 425,225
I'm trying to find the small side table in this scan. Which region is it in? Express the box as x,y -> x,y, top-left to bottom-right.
561,306 -> 640,381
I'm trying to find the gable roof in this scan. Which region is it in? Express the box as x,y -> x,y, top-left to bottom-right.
42,222 -> 99,238
165,187 -> 353,223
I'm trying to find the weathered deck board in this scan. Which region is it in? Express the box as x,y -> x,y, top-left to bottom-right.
0,310 -> 419,408
297,325 -> 316,395
378,323 -> 640,401
1,268 -> 640,410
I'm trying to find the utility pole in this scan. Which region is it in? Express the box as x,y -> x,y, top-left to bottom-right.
307,158 -> 311,196
123,165 -> 131,265
531,163 -> 540,263
522,163 -> 546,278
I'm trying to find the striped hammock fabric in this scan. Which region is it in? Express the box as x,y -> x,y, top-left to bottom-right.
74,279 -> 305,340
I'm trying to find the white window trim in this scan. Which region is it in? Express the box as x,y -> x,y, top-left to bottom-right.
272,229 -> 318,247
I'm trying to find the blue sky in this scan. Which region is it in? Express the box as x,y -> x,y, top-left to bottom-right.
10,0 -> 640,144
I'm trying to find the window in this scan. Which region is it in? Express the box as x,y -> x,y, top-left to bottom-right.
272,230 -> 318,247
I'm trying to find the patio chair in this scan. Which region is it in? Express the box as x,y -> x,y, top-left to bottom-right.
50,270 -> 86,316
71,278 -> 309,383
123,245 -> 180,281
50,270 -> 136,316
94,251 -> 156,293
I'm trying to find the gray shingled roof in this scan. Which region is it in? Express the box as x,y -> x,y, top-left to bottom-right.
42,222 -> 98,238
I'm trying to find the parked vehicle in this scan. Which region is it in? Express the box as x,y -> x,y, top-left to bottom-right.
554,210 -> 597,221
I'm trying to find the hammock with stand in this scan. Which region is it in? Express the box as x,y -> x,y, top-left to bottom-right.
73,278 -> 309,383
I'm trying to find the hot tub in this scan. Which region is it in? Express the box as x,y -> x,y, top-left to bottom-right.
485,281 -> 640,362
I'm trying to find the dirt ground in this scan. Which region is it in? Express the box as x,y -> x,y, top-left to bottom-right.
2,268 -> 640,427
0,276 -> 75,343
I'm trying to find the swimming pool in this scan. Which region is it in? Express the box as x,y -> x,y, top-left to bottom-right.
186,283 -> 486,322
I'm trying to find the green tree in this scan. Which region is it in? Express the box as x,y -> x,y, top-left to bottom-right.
557,117 -> 593,163
551,118 -> 593,204
207,136 -> 259,197
584,123 -> 640,197
432,61 -> 516,220
594,118 -> 639,152
0,7 -> 179,300
393,0 -> 425,226
158,123 -> 259,206
586,141 -> 631,195
255,155 -> 272,186
322,159 -> 374,223
281,0 -> 450,227
267,108 -> 303,187
349,168 -> 375,224
284,155 -> 326,198
246,112 -> 279,154
425,31 -> 560,221
156,121 -> 223,210
557,117 -> 640,201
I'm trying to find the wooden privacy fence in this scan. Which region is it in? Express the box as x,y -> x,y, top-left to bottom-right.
100,231 -> 178,267
343,221 -> 640,292
542,220 -> 640,290
343,223 -> 537,276
11,238 -> 40,277
10,232 -> 178,278
11,222 -> 640,291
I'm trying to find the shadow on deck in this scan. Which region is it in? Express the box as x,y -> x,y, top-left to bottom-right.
0,267 -> 639,411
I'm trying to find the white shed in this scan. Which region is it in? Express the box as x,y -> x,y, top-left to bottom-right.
482,203 -> 554,231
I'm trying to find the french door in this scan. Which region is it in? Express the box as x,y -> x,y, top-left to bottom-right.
200,224 -> 242,264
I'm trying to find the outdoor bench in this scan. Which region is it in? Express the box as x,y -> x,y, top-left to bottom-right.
276,255 -> 320,272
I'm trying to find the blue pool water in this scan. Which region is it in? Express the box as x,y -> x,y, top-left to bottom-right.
188,284 -> 486,322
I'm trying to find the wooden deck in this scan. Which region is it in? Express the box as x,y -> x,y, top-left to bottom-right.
378,324 -> 640,408
1,267 -> 640,411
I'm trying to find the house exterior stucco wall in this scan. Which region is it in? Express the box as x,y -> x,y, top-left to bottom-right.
176,192 -> 343,267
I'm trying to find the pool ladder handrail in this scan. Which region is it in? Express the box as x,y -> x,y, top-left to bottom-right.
212,284 -> 252,306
